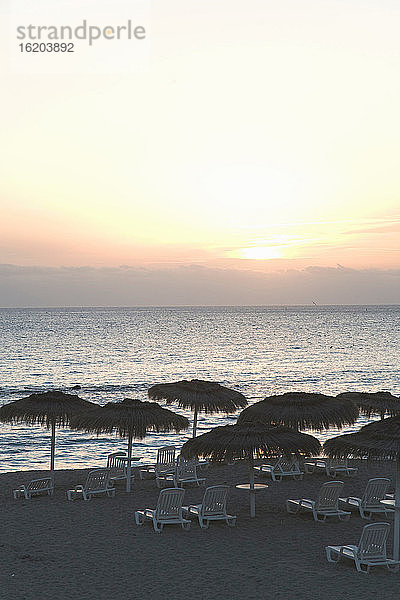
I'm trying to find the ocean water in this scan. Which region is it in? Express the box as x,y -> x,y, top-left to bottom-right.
0,305 -> 399,472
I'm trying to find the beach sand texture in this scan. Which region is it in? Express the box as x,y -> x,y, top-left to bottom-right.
1,460 -> 399,600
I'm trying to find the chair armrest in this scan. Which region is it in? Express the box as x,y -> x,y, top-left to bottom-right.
340,545 -> 357,557
340,496 -> 360,505
299,499 -> 314,508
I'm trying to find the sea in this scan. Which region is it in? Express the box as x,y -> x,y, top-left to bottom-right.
0,305 -> 399,473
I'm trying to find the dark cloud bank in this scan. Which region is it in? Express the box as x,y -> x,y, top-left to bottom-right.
0,263 -> 399,307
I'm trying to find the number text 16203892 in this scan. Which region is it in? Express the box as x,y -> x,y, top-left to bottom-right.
19,43 -> 74,52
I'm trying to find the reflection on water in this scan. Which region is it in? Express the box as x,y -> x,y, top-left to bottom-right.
0,412 -> 378,473
0,305 -> 398,472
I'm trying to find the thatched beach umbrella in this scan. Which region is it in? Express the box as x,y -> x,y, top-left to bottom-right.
70,398 -> 189,492
324,416 -> 400,561
237,392 -> 359,431
148,379 -> 248,438
337,391 -> 400,420
180,421 -> 321,517
0,391 -> 97,473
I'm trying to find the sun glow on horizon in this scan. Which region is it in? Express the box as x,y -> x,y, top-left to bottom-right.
1,1 -> 400,275
230,246 -> 283,260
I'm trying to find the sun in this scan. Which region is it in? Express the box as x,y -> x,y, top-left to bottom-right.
235,246 -> 282,260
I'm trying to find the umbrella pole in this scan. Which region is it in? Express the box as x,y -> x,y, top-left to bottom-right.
249,453 -> 256,518
394,459 -> 400,561
193,407 -> 198,438
126,432 -> 133,493
50,421 -> 56,475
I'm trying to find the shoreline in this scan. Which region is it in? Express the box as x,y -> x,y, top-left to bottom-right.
1,460 -> 400,599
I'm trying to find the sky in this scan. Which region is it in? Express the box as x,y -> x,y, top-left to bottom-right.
1,0 -> 400,306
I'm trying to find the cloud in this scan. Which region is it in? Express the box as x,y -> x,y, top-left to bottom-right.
0,263 -> 399,307
345,220 -> 400,235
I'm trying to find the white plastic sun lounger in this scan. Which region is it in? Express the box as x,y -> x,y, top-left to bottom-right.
13,477 -> 54,499
340,478 -> 391,520
135,487 -> 191,533
66,469 -> 115,501
326,522 -> 400,573
304,457 -> 358,478
158,457 -> 206,488
286,481 -> 351,522
254,455 -> 304,482
183,485 -> 236,528
175,457 -> 206,487
107,452 -> 128,483
139,446 -> 177,486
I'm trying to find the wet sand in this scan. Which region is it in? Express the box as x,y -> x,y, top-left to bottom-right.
1,459 -> 399,600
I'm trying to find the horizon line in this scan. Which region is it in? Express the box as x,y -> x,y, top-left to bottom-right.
0,303 -> 399,310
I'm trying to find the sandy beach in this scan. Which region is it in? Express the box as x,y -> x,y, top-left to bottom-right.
1,459 -> 400,600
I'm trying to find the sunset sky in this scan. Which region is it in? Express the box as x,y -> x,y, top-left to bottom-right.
1,0 -> 399,305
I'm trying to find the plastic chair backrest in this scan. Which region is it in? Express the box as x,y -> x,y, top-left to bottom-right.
107,452 -> 126,477
85,469 -> 111,492
201,485 -> 228,516
276,456 -> 298,473
28,478 -> 53,492
176,457 -> 198,479
156,446 -> 176,470
362,478 -> 391,507
358,522 -> 389,561
155,488 -> 185,519
317,481 -> 343,510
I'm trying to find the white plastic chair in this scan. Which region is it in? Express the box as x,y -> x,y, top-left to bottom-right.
135,487 -> 191,533
183,485 -> 236,528
286,481 -> 351,522
13,477 -> 54,499
254,455 -> 304,481
159,456 -> 206,488
67,469 -> 116,501
107,452 -> 128,483
340,478 -> 391,520
175,457 -> 206,486
139,446 -> 176,486
326,522 -> 400,573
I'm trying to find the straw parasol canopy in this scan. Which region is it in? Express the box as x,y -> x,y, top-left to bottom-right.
181,421 -> 321,517
0,391 -> 97,473
237,392 -> 359,431
336,391 -> 400,419
324,416 -> 400,561
148,379 -> 248,438
70,398 -> 189,492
